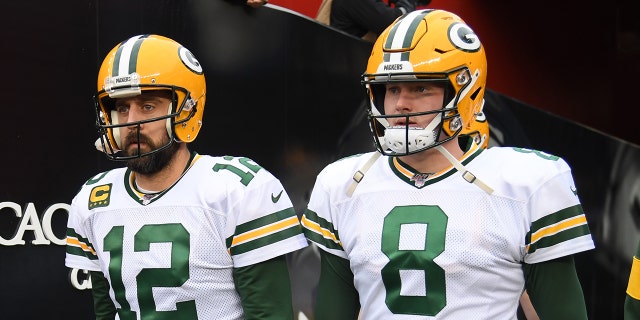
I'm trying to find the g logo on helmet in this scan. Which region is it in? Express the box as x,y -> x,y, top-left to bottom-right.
448,22 -> 481,52
179,47 -> 203,75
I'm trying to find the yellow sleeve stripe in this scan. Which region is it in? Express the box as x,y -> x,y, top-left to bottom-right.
231,216 -> 299,246
301,214 -> 341,246
530,215 -> 587,244
66,236 -> 97,256
628,256 -> 640,299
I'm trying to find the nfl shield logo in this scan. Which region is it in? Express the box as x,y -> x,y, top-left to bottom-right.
410,173 -> 432,187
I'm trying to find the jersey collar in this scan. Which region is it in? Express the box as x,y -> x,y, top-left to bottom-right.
125,151 -> 202,205
389,143 -> 484,188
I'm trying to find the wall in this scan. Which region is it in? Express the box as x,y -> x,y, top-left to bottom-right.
272,0 -> 640,146
0,1 -> 637,319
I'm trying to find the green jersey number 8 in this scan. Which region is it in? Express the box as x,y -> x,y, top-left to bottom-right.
381,205 -> 448,316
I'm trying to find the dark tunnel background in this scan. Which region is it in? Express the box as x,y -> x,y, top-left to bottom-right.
0,0 -> 638,319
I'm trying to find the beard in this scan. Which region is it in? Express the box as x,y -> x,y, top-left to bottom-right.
124,133 -> 180,174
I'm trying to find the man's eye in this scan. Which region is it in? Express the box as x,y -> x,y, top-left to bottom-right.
115,106 -> 129,113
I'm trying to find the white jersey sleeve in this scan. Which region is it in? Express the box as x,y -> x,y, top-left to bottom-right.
302,147 -> 594,319
65,153 -> 307,320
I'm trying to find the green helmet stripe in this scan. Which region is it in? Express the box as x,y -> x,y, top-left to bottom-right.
383,10 -> 432,63
111,34 -> 149,77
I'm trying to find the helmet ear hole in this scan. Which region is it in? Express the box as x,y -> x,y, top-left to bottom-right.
470,87 -> 482,102
468,89 -> 484,126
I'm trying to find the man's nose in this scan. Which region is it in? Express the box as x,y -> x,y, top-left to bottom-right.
395,92 -> 414,112
125,106 -> 144,123
122,107 -> 146,131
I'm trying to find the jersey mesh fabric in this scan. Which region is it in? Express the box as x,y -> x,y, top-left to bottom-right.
65,154 -> 308,319
303,148 -> 594,319
96,205 -> 241,318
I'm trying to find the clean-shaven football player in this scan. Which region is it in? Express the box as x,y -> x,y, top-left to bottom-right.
65,34 -> 308,320
302,9 -> 594,319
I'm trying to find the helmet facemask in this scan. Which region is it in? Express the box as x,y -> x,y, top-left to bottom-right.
93,35 -> 206,161
365,72 -> 468,156
94,85 -> 197,160
362,9 -> 487,157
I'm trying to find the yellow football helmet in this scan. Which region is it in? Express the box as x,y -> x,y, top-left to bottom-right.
94,34 -> 206,160
362,9 -> 487,155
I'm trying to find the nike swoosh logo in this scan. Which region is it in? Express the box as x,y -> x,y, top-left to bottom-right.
570,185 -> 578,196
271,190 -> 283,203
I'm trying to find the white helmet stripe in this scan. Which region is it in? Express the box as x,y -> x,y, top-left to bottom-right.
112,34 -> 148,77
383,10 -> 432,62
379,10 -> 429,74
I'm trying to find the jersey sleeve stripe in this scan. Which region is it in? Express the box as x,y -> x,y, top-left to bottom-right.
228,226 -> 303,256
301,209 -> 338,236
525,204 -> 592,253
526,224 -> 591,253
226,207 -> 304,255
65,228 -> 98,259
231,215 -> 301,246
234,207 -> 297,235
529,204 -> 585,233
529,215 -> 588,244
301,210 -> 343,251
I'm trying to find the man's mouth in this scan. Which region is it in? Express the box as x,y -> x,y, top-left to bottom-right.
389,124 -> 421,129
126,141 -> 149,150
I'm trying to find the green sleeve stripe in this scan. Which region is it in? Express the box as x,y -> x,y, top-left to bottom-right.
301,209 -> 339,237
66,245 -> 96,259
66,227 -> 85,239
303,227 -> 344,251
530,205 -> 584,234
66,228 -> 98,260
226,208 -> 301,249
235,207 -> 297,234
301,209 -> 343,251
527,224 -> 591,254
230,226 -> 302,256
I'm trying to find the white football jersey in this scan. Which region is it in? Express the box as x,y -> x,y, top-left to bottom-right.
302,145 -> 595,319
66,153 -> 308,320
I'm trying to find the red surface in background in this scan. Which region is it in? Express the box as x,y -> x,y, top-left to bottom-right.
268,0 -> 322,18
267,0 -> 460,19
266,0 -> 638,145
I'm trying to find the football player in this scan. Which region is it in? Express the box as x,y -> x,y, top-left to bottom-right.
65,34 -> 308,319
302,9 -> 594,319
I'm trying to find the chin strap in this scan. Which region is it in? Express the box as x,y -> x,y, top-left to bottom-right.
346,152 -> 382,197
345,145 -> 493,197
435,145 -> 494,194
94,137 -> 121,154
